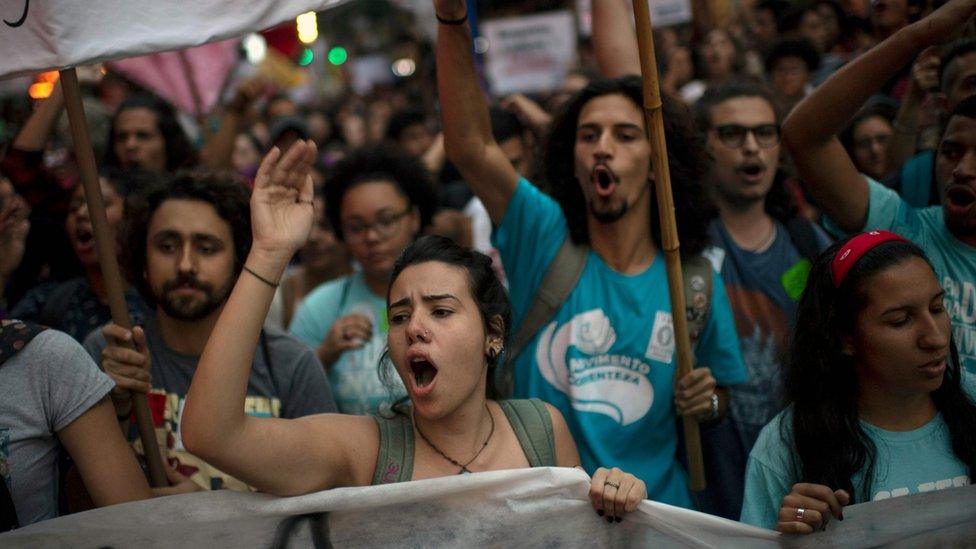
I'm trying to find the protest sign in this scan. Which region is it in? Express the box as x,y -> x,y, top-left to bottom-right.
575,0 -> 693,36
0,0 -> 349,80
481,10 -> 577,96
3,467 -> 973,548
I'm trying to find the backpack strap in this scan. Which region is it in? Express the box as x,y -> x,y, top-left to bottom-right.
498,398 -> 556,467
0,320 -> 47,367
681,255 -> 713,347
500,238 -> 587,397
371,413 -> 415,485
783,217 -> 821,264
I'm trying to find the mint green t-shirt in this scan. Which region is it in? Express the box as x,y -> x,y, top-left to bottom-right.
289,272 -> 406,415
825,177 -> 976,374
739,378 -> 976,529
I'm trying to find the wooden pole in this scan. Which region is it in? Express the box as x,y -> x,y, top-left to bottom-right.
59,68 -> 169,488
630,1 -> 706,491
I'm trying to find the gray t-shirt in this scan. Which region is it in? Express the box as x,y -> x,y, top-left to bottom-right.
1,328 -> 114,526
83,314 -> 336,491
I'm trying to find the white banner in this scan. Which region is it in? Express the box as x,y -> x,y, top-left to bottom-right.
1,468 -> 778,548
481,11 -> 578,96
6,467 -> 972,548
0,0 -> 349,80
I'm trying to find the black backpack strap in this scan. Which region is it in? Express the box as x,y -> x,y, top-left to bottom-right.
498,399 -> 556,467
783,217 -> 821,264
681,255 -> 713,348
499,238 -> 587,397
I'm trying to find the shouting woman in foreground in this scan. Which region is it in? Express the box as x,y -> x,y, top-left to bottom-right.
180,141 -> 647,520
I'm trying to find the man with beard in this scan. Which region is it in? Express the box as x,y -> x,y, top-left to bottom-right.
434,0 -> 746,509
84,171 -> 336,491
693,81 -> 831,519
782,0 -> 976,375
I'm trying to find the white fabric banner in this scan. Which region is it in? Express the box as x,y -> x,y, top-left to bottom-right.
0,0 -> 349,80
4,467 -> 973,548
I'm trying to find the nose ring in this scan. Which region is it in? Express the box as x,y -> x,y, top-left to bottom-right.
422,329 -> 430,341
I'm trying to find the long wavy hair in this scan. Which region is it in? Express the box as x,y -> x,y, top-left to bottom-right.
785,238 -> 976,502
542,75 -> 715,256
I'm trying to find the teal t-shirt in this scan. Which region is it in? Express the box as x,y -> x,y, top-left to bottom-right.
289,272 -> 406,415
740,403 -> 972,530
492,179 -> 747,508
825,177 -> 976,374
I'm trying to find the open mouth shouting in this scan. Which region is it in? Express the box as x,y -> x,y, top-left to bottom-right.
73,224 -> 96,255
945,184 -> 976,217
408,352 -> 439,397
591,165 -> 619,198
736,161 -> 766,184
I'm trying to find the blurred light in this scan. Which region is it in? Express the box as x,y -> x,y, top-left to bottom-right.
100,65 -> 108,75
296,12 -> 318,44
243,33 -> 268,64
328,46 -> 348,66
391,58 -> 416,77
29,71 -> 59,99
29,82 -> 54,99
474,37 -> 490,54
298,47 -> 314,66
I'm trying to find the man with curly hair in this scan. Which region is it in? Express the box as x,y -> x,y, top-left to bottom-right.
433,0 -> 745,508
83,170 -> 336,491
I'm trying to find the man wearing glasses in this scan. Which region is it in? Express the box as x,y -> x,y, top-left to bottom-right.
692,80 -> 831,519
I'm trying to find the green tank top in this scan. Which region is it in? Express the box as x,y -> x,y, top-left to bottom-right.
371,398 -> 557,485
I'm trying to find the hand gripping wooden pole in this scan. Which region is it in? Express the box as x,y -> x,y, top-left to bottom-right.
631,1 -> 706,491
59,68 -> 169,488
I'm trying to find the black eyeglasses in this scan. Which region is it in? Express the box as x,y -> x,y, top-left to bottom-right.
713,124 -> 781,149
342,205 -> 413,243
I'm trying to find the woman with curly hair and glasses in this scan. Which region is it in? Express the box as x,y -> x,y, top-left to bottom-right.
288,145 -> 438,415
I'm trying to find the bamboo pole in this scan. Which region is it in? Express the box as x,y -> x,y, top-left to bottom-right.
59,68 -> 169,488
630,1 -> 706,491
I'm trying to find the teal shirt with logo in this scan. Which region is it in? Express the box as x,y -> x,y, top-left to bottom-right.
493,179 -> 747,508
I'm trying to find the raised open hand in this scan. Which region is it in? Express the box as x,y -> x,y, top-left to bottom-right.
251,140 -> 318,259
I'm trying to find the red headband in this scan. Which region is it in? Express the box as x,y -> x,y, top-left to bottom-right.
831,231 -> 907,287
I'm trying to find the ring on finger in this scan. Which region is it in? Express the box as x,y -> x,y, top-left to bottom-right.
795,507 -> 805,521
604,480 -> 620,489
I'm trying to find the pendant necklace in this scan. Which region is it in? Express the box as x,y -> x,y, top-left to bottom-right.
415,404 -> 495,474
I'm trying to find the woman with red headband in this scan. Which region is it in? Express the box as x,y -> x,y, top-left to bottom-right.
740,231 -> 976,533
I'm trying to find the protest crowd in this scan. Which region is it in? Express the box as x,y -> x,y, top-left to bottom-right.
3,0 -> 976,543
